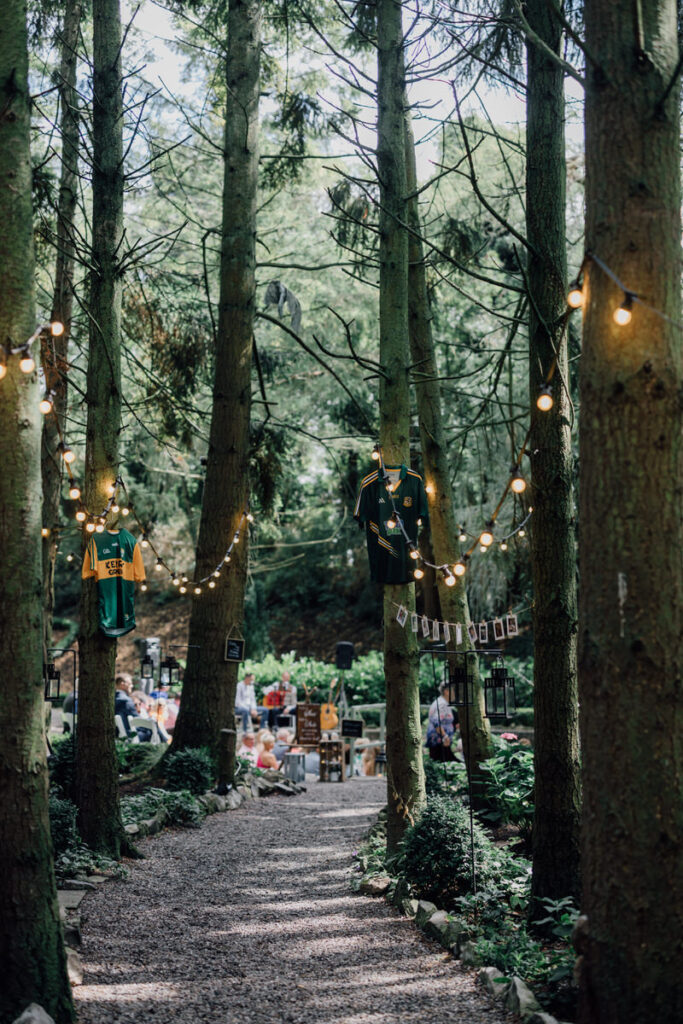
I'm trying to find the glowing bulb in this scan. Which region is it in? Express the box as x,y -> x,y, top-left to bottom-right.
480,545 -> 487,553
155,559 -> 163,571
567,282 -> 584,308
194,587 -> 201,595
454,561 -> 466,577
208,580 -> 216,588
121,507 -> 130,516
233,533 -> 240,544
141,583 -> 148,592
141,538 -> 149,549
213,570 -> 220,578
500,542 -> 508,552
386,517 -> 396,530
613,293 -> 634,326
537,385 -> 554,412
172,577 -> 180,586
510,471 -> 526,494
0,362 -> 6,380
62,446 -> 75,464
182,576 -> 188,583
111,504 -> 119,513
459,532 -> 467,543
40,397 -> 53,414
480,530 -> 494,547
519,529 -> 526,538
409,548 -> 419,560
107,483 -> 116,496
19,354 -> 35,373
246,513 -> 254,523
179,586 -> 187,594
69,486 -> 80,500
425,484 -> 435,496
95,523 -> 104,533
85,521 -> 95,533
413,567 -> 425,580
50,321 -> 64,336
66,553 -> 73,562
75,509 -> 86,522
224,554 -> 231,564
41,527 -> 49,538
371,448 -> 380,461
444,574 -> 455,587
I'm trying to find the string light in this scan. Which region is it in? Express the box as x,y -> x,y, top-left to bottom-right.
425,483 -> 435,496
121,506 -> 129,516
510,469 -> 527,494
224,554 -> 231,564
208,580 -> 216,588
60,444 -> 75,465
40,393 -> 54,415
500,542 -> 508,552
95,522 -> 105,533
85,521 -> 95,533
386,516 -> 397,530
413,567 -> 425,580
155,559 -> 163,571
537,384 -> 554,412
75,509 -> 86,523
50,321 -> 64,336
454,560 -> 467,577
111,504 -> 119,513
409,547 -> 419,560
458,531 -> 467,543
518,529 -> 526,538
141,537 -> 149,549
480,544 -> 487,553
172,576 -> 180,586
371,444 -> 380,461
66,553 -> 73,562
141,583 -> 148,592
444,571 -> 456,587
613,292 -> 634,326
41,527 -> 50,538
480,524 -> 494,547
19,351 -> 35,374
179,585 -> 187,594
194,587 -> 201,595
182,576 -> 188,583
567,280 -> 584,308
69,486 -> 81,500
0,346 -> 6,379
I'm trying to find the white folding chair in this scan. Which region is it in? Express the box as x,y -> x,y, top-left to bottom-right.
114,714 -> 130,739
128,717 -> 160,745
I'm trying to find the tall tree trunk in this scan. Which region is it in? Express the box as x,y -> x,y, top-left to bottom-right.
525,0 -> 581,920
404,107 -> 493,776
172,0 -> 261,758
377,0 -> 425,855
76,0 -> 125,856
41,0 -> 82,653
0,1 -> 75,1019
579,1 -> 682,1020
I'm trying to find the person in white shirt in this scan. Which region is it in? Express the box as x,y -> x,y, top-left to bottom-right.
236,731 -> 257,766
235,673 -> 267,731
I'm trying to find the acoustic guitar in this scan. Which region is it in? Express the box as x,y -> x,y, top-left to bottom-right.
320,677 -> 339,731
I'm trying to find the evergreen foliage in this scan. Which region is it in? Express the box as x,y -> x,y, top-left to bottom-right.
163,747 -> 215,795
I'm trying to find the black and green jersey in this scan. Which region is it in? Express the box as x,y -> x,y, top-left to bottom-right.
354,464 -> 429,584
81,529 -> 146,637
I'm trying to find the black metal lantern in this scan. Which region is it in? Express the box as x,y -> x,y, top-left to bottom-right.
140,653 -> 154,681
484,661 -> 516,721
445,653 -> 475,706
159,656 -> 173,687
44,662 -> 61,702
169,655 -> 180,686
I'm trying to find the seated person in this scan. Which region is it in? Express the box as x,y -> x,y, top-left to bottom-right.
235,672 -> 267,730
114,674 -> 137,737
163,692 -> 180,733
273,728 -> 293,762
256,732 -> 279,770
236,731 -> 257,766
425,683 -> 457,762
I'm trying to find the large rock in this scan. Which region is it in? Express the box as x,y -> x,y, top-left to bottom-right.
503,977 -> 542,1018
66,947 -> 83,986
459,940 -> 480,967
360,875 -> 392,896
12,1006 -> 56,1024
478,966 -> 510,998
225,789 -> 244,810
60,879 -> 96,891
63,915 -> 82,948
401,898 -> 419,919
415,900 -> 438,929
423,910 -> 465,950
390,875 -> 411,908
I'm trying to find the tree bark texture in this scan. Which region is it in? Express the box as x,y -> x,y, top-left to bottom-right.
0,1 -> 75,1019
172,0 -> 261,759
42,0 -> 82,653
525,0 -> 581,918
76,0 -> 125,856
404,107 -> 493,775
377,0 -> 425,855
580,1 -> 682,1020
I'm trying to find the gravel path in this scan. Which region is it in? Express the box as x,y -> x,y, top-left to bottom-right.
76,778 -> 516,1024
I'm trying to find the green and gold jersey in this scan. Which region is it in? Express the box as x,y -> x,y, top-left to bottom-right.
81,529 -> 146,637
354,464 -> 429,584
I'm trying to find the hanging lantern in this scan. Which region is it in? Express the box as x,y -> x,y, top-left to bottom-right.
484,660 -> 516,722
159,656 -> 172,686
169,656 -> 181,686
444,653 -> 474,706
140,653 -> 154,681
44,662 -> 62,702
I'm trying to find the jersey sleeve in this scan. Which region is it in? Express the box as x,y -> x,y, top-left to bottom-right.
81,539 -> 96,579
132,541 -> 146,581
354,475 -> 375,524
417,476 -> 429,523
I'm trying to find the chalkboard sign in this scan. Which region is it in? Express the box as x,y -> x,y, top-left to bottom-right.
224,636 -> 245,663
341,718 -> 363,738
297,703 -> 321,746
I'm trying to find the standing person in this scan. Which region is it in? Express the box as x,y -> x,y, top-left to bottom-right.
425,683 -> 456,762
235,672 -> 266,730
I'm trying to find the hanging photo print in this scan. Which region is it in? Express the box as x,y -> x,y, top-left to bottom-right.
479,621 -> 489,644
443,621 -> 451,644
456,623 -> 463,645
494,618 -> 505,641
421,615 -> 430,637
432,619 -> 440,641
506,613 -> 519,637
468,622 -> 478,644
396,605 -> 408,628
411,612 -> 419,633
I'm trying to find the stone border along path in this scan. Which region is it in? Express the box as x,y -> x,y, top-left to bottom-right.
75,777 -> 517,1024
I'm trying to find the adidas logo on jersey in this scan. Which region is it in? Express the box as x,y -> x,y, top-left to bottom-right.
379,497 -> 385,503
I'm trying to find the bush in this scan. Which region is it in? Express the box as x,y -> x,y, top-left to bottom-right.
476,743 -> 535,844
49,791 -> 79,856
164,747 -> 214,795
402,795 -> 514,904
116,740 -> 165,776
120,787 -> 206,829
48,734 -> 76,797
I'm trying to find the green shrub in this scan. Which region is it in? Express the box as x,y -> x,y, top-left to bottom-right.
402,795 -> 513,904
120,787 -> 206,829
164,747 -> 214,795
423,754 -> 467,797
48,734 -> 76,797
116,740 -> 165,775
49,791 -> 79,856
476,743 -> 535,843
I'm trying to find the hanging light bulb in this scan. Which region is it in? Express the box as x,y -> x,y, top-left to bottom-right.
95,522 -> 104,533
459,531 -> 467,543
75,509 -> 86,523
537,384 -> 554,412
69,486 -> 81,500
141,583 -> 148,592
480,524 -> 494,547
194,586 -> 201,595
85,521 -> 95,533
500,541 -> 508,552
233,532 -> 240,544
246,513 -> 254,523
224,553 -> 231,564
155,559 -> 163,571
444,572 -> 456,587
510,469 -> 527,494
567,280 -> 584,308
413,567 -> 425,580
19,351 -> 35,373
172,576 -> 180,586
386,516 -> 396,530
371,444 -> 380,461
39,394 -> 53,414
141,537 -> 149,549
50,321 -> 65,336
111,504 -> 119,513
107,483 -> 116,496
66,553 -> 74,563
409,548 -> 419,560
425,483 -> 435,496
41,527 -> 50,538
208,580 -> 216,589
182,575 -> 188,583
61,445 -> 75,464
518,528 -> 526,538
613,292 -> 634,326
454,561 -> 467,577
121,506 -> 130,516
213,569 -> 220,578
178,585 -> 186,594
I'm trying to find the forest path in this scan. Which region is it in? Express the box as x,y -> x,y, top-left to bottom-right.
75,777 -> 515,1024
